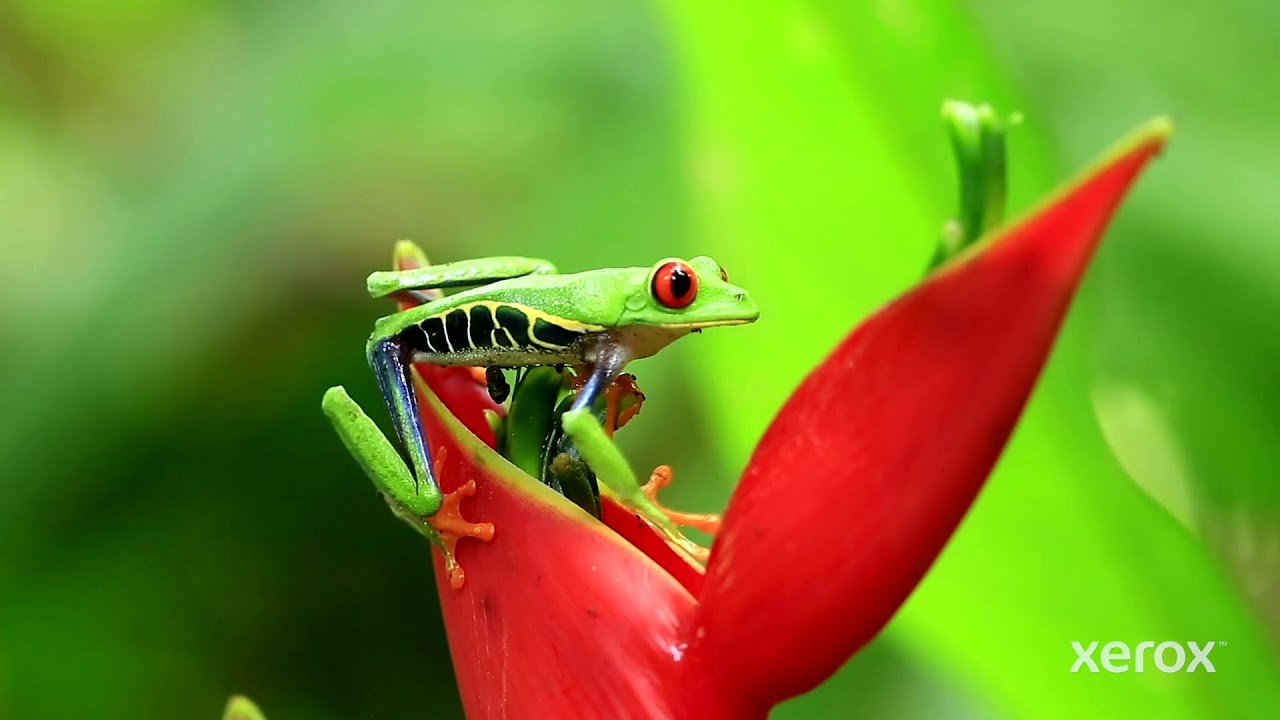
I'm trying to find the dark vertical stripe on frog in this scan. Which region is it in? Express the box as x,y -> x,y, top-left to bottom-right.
492,322 -> 514,348
421,316 -> 450,353
399,323 -> 433,354
468,305 -> 497,350
445,309 -> 471,351
495,306 -> 532,349
532,318 -> 584,349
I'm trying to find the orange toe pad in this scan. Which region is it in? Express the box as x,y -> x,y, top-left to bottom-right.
428,476 -> 495,590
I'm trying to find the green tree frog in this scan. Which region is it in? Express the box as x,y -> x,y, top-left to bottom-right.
332,254 -> 759,560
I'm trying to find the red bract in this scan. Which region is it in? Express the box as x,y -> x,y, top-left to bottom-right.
408,121 -> 1170,719
417,391 -> 699,717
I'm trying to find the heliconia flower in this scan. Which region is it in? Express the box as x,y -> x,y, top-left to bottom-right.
361,119 -> 1171,719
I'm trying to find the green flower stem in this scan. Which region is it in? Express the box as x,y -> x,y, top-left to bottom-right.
932,100 -> 1019,268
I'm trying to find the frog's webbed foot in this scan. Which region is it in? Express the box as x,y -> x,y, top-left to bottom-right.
426,447 -> 496,590
642,465 -> 722,537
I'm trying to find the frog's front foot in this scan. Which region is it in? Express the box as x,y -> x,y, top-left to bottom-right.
632,465 -> 717,563
642,465 -> 722,536
560,406 -> 716,563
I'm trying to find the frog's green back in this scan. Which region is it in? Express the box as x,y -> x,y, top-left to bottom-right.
369,257 -> 758,366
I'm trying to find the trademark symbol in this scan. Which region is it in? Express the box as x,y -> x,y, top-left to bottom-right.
1218,641 -> 1228,647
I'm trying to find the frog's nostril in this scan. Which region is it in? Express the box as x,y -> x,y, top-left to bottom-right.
735,293 -> 745,301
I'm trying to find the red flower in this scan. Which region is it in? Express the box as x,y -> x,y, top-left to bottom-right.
368,120 -> 1169,718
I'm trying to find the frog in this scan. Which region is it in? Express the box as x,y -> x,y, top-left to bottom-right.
325,252 -> 759,564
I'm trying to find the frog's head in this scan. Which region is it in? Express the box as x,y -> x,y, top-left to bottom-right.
612,256 -> 759,358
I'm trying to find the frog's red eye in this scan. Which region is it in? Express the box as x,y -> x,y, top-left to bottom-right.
719,266 -> 729,282
651,260 -> 699,309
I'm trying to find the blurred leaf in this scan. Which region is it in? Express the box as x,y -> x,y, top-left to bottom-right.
222,695 -> 267,720
0,0 -> 689,718
969,0 -> 1280,649
661,1 -> 1280,718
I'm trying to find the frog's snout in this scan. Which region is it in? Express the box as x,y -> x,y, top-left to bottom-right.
733,290 -> 761,322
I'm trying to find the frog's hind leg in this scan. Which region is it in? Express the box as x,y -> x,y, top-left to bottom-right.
367,256 -> 558,300
368,335 -> 442,516
389,242 -> 444,308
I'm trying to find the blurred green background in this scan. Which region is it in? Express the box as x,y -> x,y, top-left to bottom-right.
1,0 -> 1276,718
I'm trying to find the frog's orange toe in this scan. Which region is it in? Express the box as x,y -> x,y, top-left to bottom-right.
428,479 -> 495,590
642,465 -> 723,537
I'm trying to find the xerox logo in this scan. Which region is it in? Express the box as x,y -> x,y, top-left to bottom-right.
1071,641 -> 1224,673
